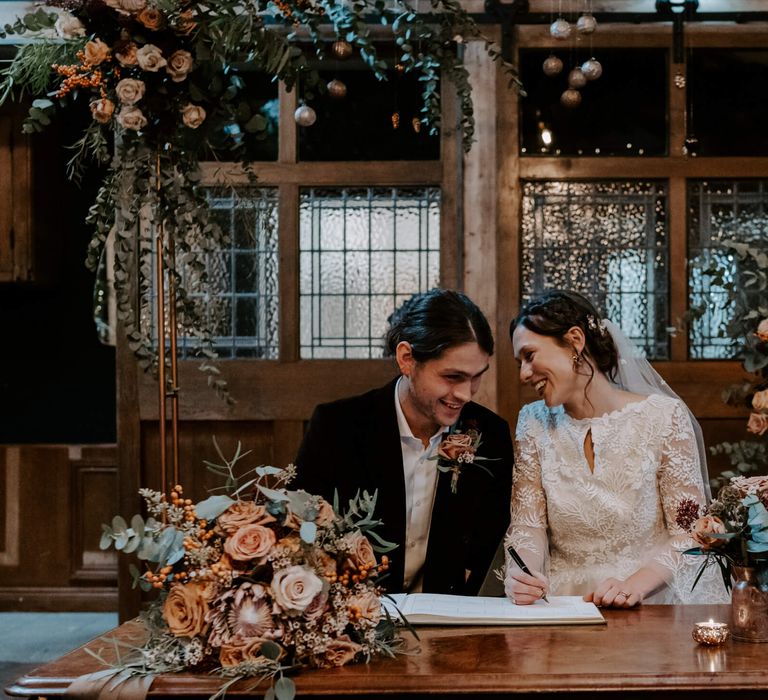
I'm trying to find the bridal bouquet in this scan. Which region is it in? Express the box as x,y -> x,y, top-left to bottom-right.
676,475 -> 768,592
99,449 -> 402,699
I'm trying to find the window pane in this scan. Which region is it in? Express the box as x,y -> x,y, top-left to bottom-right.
299,187 -> 440,358
146,187 -> 280,359
521,181 -> 669,359
689,50 -> 768,157
519,49 -> 667,157
688,180 -> 768,359
298,68 -> 439,161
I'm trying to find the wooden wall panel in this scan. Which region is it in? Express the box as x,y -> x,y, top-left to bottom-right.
0,445 -> 117,611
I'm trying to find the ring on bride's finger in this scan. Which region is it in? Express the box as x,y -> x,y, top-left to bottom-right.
617,591 -> 630,599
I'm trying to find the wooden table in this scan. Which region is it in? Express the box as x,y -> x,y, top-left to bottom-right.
6,605 -> 768,699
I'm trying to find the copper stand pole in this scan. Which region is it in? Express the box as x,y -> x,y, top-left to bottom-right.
168,227 -> 180,488
155,151 -> 168,499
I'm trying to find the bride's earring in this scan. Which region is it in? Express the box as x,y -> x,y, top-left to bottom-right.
571,352 -> 583,370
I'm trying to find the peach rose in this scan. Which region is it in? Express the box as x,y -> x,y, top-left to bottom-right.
223,524 -> 276,561
303,589 -> 329,621
321,634 -> 362,667
747,412 -> 768,436
437,432 -> 475,461
116,106 -> 147,131
115,78 -> 146,105
181,103 -> 206,129
115,42 -> 138,67
83,39 -> 110,66
348,590 -> 381,621
343,531 -> 377,570
691,515 -> 727,549
314,498 -> 336,527
218,501 -> 275,534
219,638 -> 270,667
757,319 -> 768,343
175,10 -> 197,35
90,98 -> 115,124
163,582 -> 210,637
752,389 -> 768,413
137,7 -> 164,30
136,44 -> 166,72
166,50 -> 193,82
271,565 -> 324,613
277,534 -> 302,553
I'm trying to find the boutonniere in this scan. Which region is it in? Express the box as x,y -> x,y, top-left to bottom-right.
430,422 -> 495,495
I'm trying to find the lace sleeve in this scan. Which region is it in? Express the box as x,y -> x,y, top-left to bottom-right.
649,399 -> 726,601
504,407 -> 549,579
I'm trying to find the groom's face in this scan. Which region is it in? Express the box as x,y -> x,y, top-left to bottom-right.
399,341 -> 490,433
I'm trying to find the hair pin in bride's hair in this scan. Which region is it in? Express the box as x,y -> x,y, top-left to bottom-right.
586,314 -> 608,336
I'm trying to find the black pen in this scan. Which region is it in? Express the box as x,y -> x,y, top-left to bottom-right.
507,545 -> 549,603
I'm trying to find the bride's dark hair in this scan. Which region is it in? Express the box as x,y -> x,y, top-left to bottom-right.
510,290 -> 619,382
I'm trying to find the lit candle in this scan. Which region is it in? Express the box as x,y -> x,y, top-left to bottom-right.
693,620 -> 730,646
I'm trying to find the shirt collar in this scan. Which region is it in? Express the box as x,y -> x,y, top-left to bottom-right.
394,376 -> 448,444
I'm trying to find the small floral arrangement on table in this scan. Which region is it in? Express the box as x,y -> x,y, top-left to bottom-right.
432,421 -> 493,494
98,447 -> 404,700
676,475 -> 768,592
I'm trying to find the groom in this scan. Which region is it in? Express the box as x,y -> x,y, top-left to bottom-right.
294,289 -> 513,595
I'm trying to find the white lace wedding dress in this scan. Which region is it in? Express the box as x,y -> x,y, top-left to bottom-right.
504,394 -> 729,604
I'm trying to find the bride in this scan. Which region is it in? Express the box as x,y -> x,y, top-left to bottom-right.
504,290 -> 728,607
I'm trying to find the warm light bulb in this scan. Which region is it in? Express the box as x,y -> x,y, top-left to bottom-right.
541,128 -> 553,146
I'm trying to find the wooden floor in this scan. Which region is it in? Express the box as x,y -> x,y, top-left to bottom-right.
0,613 -> 117,698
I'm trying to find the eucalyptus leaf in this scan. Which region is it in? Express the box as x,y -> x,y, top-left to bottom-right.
195,494 -> 236,520
274,677 -> 295,700
299,520 -> 317,544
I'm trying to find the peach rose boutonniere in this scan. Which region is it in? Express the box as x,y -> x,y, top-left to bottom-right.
431,423 -> 495,494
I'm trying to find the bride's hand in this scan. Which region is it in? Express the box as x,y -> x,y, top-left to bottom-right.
505,568 -> 549,605
584,577 -> 643,608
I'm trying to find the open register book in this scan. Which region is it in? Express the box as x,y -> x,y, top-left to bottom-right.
382,593 -> 605,626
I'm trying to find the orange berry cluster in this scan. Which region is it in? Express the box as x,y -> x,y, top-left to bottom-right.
145,565 -> 174,589
170,484 -> 198,523
330,555 -> 390,587
53,53 -> 105,98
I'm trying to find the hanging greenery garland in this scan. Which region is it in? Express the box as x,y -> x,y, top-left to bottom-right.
0,0 -> 519,398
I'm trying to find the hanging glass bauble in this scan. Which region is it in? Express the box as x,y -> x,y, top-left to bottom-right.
581,58 -> 603,81
576,13 -> 598,34
542,54 -> 563,77
550,18 -> 572,40
560,88 -> 582,108
568,67 -> 587,89
294,104 -> 317,127
331,40 -> 353,60
327,79 -> 347,99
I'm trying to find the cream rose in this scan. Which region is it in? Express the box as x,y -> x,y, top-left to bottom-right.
84,39 -> 110,66
166,50 -> 194,82
271,565 -> 324,613
90,98 -> 115,124
223,524 -> 276,561
747,412 -> 768,436
437,432 -> 475,461
137,8 -> 164,30
181,103 -> 206,129
119,0 -> 147,12
757,319 -> 768,343
54,12 -> 85,39
691,515 -> 727,549
348,590 -> 381,621
218,501 -> 275,533
343,531 -> 377,570
115,42 -> 139,67
116,106 -> 147,131
163,582 -> 210,637
752,389 -> 768,413
115,78 -> 146,106
136,44 -> 167,72
321,634 -> 363,667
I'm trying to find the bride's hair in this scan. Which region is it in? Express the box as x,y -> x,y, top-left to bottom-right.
385,288 -> 494,361
510,290 -> 619,382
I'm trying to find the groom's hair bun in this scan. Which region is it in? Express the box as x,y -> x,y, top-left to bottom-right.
510,290 -> 619,381
385,288 -> 494,361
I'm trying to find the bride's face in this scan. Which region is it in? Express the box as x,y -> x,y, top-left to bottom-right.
512,325 -> 583,408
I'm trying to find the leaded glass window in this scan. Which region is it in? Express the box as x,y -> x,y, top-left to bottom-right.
146,187 -> 280,359
521,180 -> 669,359
688,180 -> 768,359
299,187 -> 440,358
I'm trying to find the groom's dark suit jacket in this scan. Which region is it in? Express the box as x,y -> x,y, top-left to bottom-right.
294,378 -> 513,595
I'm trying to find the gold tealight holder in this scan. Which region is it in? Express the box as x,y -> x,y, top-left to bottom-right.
692,620 -> 730,646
